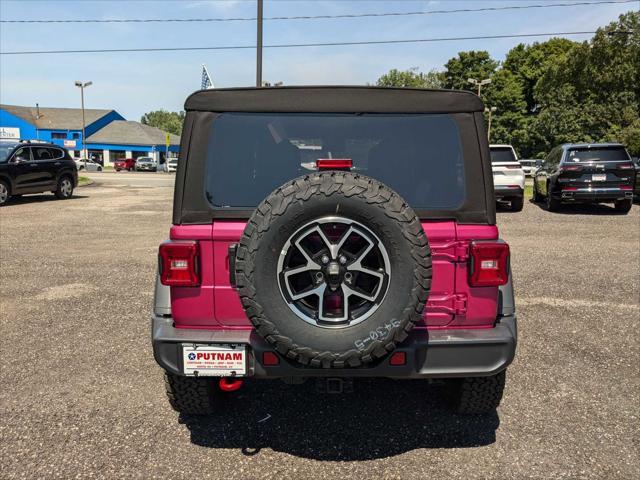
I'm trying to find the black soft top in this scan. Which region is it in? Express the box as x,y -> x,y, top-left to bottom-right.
185,86 -> 484,114
175,86 -> 495,225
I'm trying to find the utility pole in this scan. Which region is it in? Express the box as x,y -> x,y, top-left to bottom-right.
256,0 -> 263,87
74,80 -> 92,166
468,78 -> 491,97
485,106 -> 497,141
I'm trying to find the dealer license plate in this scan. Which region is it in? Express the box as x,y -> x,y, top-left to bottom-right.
592,174 -> 606,181
182,344 -> 247,376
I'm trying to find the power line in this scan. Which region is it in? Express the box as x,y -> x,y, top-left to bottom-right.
0,1 -> 635,24
0,31 -> 604,56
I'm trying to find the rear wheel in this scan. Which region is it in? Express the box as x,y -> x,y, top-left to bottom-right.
510,196 -> 524,212
55,176 -> 74,199
449,371 -> 506,414
0,180 -> 10,206
532,181 -> 541,202
546,184 -> 561,212
164,372 -> 220,415
614,199 -> 632,213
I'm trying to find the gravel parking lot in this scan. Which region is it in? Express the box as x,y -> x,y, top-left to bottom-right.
1,173 -> 638,479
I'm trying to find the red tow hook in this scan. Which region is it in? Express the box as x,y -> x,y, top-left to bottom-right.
218,377 -> 243,392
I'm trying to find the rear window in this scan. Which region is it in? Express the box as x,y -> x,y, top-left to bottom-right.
565,147 -> 630,163
490,147 -> 517,163
204,113 -> 466,210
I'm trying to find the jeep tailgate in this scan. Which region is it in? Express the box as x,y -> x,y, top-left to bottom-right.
169,221 -> 500,330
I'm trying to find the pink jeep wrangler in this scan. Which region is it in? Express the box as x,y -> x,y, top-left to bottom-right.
152,87 -> 516,415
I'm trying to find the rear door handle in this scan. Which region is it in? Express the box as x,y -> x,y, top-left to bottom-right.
30,163 -> 38,167
54,162 -> 61,166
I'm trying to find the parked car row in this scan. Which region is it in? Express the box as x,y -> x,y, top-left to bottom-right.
113,157 -> 178,172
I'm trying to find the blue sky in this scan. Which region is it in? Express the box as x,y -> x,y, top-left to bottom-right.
0,0 -> 635,120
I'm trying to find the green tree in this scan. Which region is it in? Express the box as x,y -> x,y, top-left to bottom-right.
533,11 -> 639,156
140,109 -> 185,136
376,67 -> 444,88
483,69 -> 527,149
442,51 -> 498,91
503,38 -> 577,114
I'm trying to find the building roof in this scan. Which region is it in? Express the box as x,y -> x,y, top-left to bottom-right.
1,104 -> 116,130
185,86 -> 484,113
85,120 -> 180,146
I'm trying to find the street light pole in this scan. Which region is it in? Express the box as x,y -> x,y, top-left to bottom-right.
468,78 -> 491,97
256,0 -> 263,87
485,106 -> 497,141
74,80 -> 92,165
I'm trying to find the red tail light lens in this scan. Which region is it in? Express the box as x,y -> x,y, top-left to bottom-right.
159,241 -> 200,286
316,158 -> 353,170
562,186 -> 578,191
620,185 -> 633,191
469,242 -> 510,287
618,163 -> 634,170
560,165 -> 582,172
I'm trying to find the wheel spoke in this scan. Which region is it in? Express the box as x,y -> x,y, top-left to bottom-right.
293,237 -> 322,270
348,241 -> 384,280
290,282 -> 326,301
283,263 -> 317,280
341,283 -> 377,302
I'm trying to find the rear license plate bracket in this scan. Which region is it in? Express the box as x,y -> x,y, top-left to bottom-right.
182,344 -> 247,377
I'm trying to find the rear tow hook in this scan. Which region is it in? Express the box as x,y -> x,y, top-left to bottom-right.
219,377 -> 243,392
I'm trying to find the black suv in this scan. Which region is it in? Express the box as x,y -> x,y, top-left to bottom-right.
533,143 -> 635,213
0,141 -> 78,206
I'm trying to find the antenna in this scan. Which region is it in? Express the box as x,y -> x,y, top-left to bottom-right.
201,64 -> 214,90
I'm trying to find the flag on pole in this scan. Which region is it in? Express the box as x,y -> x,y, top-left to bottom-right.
201,64 -> 213,90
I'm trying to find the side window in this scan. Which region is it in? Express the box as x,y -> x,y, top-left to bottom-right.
33,147 -> 59,161
50,148 -> 65,160
544,149 -> 554,167
12,147 -> 32,162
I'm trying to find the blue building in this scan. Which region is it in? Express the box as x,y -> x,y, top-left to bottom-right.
0,104 -> 180,165
85,120 -> 180,164
0,104 -> 124,156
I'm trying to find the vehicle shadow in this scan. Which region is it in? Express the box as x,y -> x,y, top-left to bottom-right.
180,378 -> 500,460
529,199 -> 632,215
7,194 -> 88,205
495,202 -> 519,213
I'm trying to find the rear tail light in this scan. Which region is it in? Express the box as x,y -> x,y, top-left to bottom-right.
316,158 -> 353,170
560,165 -> 582,172
159,241 -> 200,286
469,242 -> 510,287
505,165 -> 522,169
620,185 -> 633,191
562,187 -> 578,191
617,163 -> 634,170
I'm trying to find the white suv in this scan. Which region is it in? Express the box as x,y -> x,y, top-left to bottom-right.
490,144 -> 525,212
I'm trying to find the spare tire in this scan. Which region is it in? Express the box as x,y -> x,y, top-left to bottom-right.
235,172 -> 432,368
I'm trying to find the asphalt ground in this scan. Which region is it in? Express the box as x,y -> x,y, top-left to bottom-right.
1,173 -> 638,479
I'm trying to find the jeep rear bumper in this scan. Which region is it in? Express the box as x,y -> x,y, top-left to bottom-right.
152,315 -> 517,379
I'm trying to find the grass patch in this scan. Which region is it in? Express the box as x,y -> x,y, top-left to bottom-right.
78,176 -> 92,186
524,184 -> 533,199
